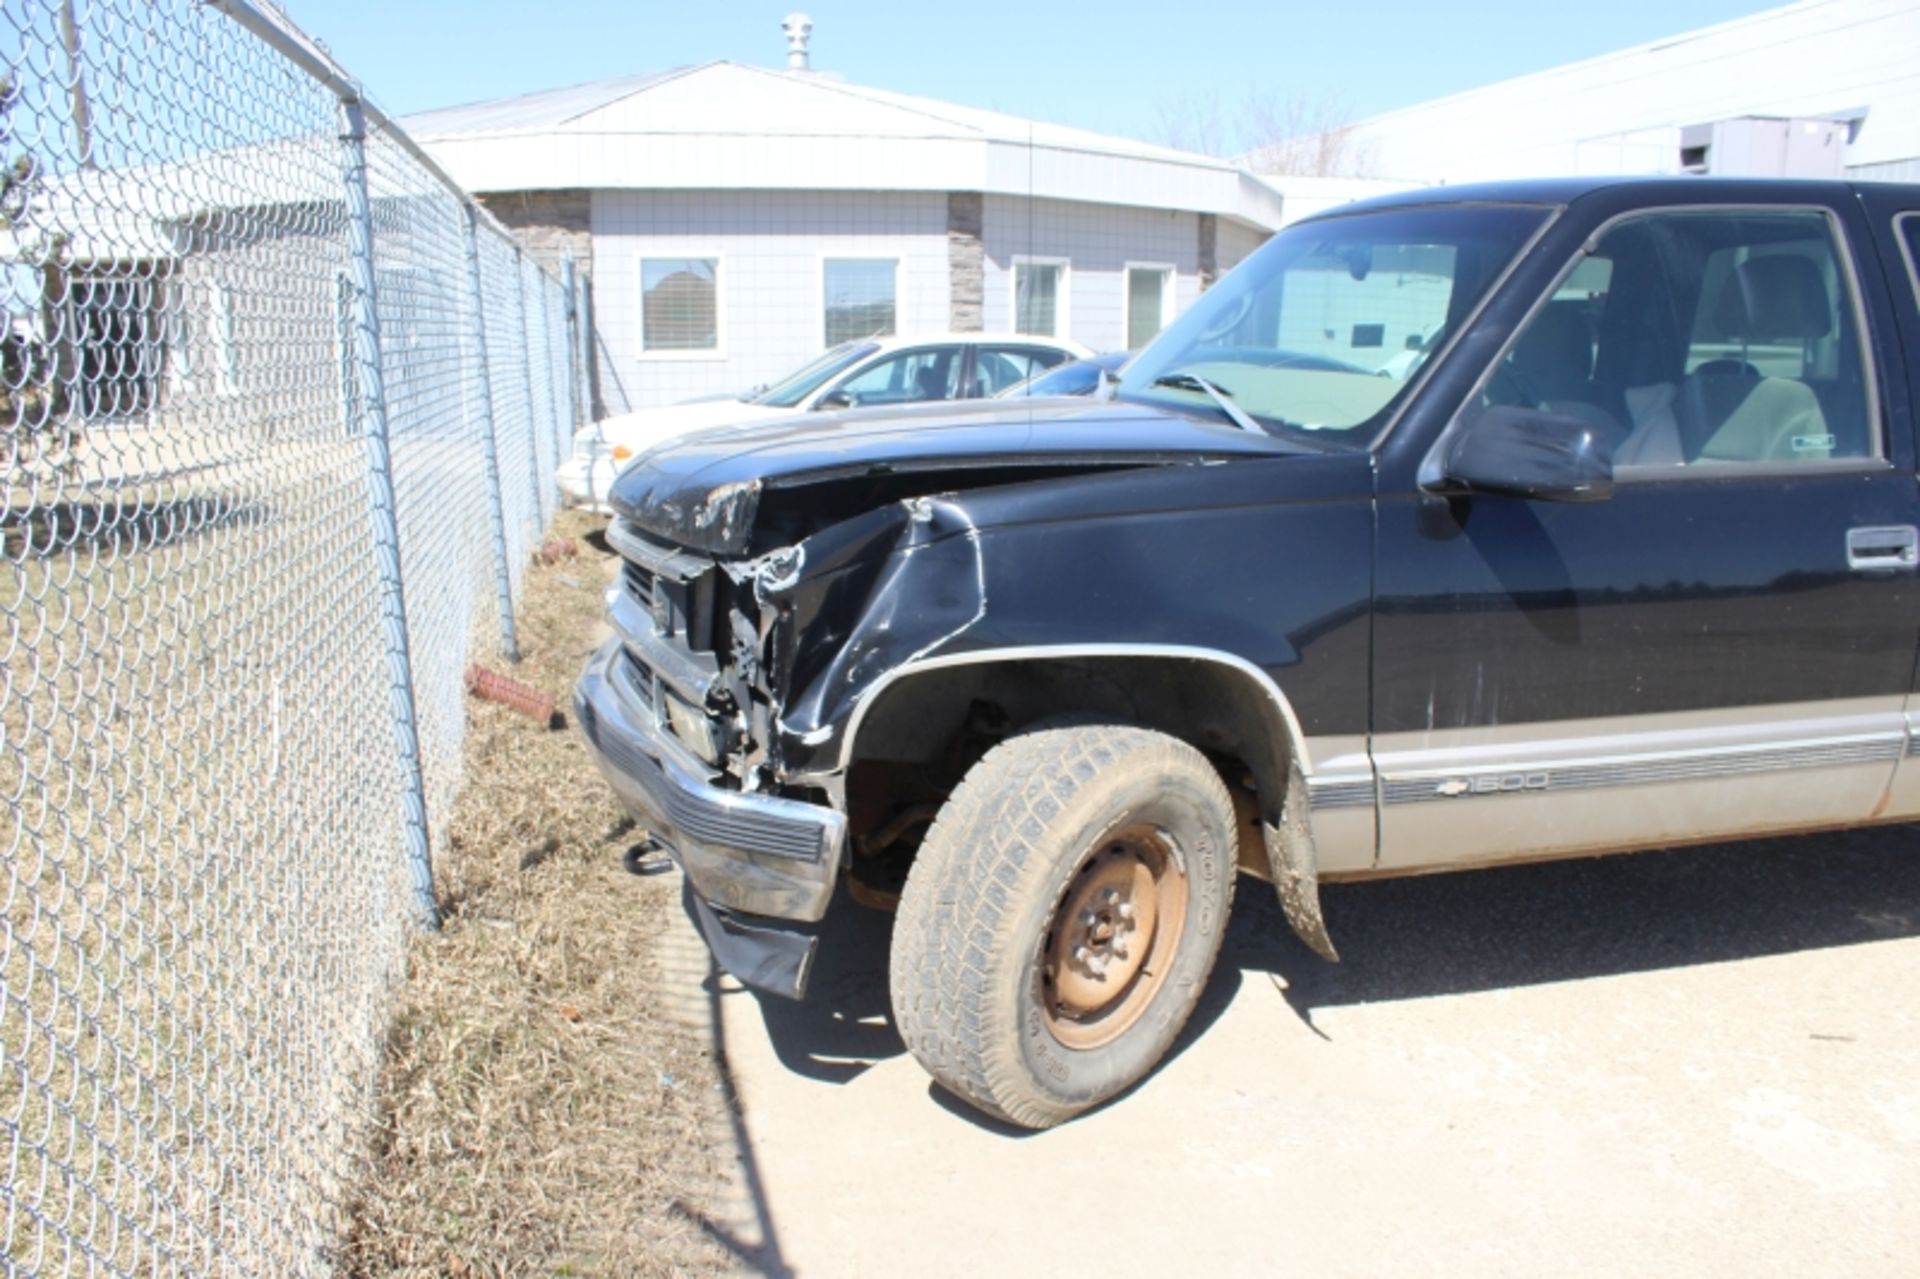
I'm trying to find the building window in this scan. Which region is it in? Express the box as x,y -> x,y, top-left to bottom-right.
640,257 -> 719,353
1014,260 -> 1066,337
69,267 -> 164,419
1125,265 -> 1172,350
823,258 -> 897,346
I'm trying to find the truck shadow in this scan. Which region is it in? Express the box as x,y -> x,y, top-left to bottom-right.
744,823 -> 1920,1101
1248,822 -> 1920,1035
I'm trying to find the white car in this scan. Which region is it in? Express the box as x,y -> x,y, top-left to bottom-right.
558,333 -> 1091,509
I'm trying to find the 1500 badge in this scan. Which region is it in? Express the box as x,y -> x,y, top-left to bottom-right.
1435,772 -> 1552,798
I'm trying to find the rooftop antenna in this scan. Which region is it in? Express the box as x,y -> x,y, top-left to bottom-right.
782,12 -> 813,72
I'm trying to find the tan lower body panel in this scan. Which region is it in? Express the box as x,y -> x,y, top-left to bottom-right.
1309,700 -> 1909,874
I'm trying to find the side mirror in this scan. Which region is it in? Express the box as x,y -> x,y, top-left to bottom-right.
1424,405 -> 1614,503
815,389 -> 853,411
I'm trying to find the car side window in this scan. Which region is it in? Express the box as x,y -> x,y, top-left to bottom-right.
1898,213 -> 1920,307
971,346 -> 1070,397
1487,209 -> 1877,469
833,347 -> 960,407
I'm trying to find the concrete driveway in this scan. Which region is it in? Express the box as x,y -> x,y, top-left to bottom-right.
674,825 -> 1920,1277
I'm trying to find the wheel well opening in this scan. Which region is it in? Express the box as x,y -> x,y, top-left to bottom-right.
842,656 -> 1298,897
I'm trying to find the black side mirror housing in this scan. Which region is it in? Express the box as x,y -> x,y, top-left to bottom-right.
1424,405 -> 1615,503
815,389 -> 853,411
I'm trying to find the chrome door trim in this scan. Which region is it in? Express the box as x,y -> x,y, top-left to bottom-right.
1381,733 -> 1903,805
1370,698 -> 1905,806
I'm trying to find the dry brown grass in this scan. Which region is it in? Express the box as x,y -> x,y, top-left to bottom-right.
343,510 -> 736,1278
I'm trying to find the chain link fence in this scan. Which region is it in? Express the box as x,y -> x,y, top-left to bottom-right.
1,1 -> 586,1271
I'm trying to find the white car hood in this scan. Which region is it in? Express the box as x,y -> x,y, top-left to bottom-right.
598,398 -> 797,453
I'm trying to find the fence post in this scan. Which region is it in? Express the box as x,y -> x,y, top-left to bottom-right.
463,209 -> 521,662
512,249 -> 546,529
561,253 -> 580,435
546,275 -> 569,483
573,266 -> 594,424
340,99 -> 439,930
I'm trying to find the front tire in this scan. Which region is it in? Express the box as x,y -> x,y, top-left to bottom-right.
889,724 -> 1237,1128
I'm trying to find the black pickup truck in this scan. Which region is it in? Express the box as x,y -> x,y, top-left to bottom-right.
575,177 -> 1920,1128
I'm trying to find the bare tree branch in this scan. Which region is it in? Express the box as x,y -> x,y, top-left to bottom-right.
1146,87 -> 1371,177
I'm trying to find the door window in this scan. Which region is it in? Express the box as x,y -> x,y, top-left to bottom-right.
1484,209 -> 1877,468
1897,212 -> 1919,308
830,347 -> 960,407
970,345 -> 1070,397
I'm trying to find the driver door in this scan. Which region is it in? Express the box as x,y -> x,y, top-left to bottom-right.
1370,199 -> 1920,870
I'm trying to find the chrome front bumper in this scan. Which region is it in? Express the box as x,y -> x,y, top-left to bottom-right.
573,639 -> 845,923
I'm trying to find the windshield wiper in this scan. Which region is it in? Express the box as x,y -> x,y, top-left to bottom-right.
1150,373 -> 1264,435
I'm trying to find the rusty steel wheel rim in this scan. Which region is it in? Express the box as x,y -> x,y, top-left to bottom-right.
1037,825 -> 1189,1051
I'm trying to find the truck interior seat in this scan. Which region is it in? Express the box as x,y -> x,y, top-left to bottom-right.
1684,256 -> 1834,463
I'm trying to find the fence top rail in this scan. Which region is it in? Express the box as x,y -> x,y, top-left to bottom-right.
202,0 -> 533,264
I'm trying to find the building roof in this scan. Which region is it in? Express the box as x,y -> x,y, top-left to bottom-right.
1252,0 -> 1920,184
401,61 -> 1287,230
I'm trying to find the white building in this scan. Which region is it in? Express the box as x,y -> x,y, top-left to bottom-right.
403,24 -> 1289,410
1264,0 -> 1920,185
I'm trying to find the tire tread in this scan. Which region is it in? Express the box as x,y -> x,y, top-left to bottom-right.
890,725 -> 1237,1127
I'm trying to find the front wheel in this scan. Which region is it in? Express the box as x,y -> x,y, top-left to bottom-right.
889,725 -> 1237,1128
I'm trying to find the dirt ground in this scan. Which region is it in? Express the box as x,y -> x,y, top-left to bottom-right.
346,510 -> 1920,1277
712,830 -> 1920,1277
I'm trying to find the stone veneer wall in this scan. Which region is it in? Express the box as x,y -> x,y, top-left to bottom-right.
1197,213 -> 1219,292
947,192 -> 984,332
476,189 -> 605,416
477,189 -> 592,280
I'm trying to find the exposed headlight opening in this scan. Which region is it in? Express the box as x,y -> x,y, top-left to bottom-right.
664,689 -> 724,766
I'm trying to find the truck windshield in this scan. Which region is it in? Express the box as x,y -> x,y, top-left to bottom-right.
752,342 -> 882,408
1116,205 -> 1550,447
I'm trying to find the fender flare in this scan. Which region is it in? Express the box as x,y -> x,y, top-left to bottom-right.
828,642 -> 1339,961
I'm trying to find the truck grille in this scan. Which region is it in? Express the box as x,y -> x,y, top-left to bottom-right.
621,559 -> 656,613
605,518 -> 737,766
616,652 -> 657,714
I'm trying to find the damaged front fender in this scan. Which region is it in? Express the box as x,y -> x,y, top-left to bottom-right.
753,495 -> 989,761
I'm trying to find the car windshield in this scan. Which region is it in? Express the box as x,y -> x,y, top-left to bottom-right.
752,341 -> 882,408
1115,205 -> 1550,448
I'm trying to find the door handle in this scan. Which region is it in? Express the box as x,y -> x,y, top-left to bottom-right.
1846,525 -> 1919,570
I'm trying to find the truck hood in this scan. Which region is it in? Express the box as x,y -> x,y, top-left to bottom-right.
607,396 -> 1306,556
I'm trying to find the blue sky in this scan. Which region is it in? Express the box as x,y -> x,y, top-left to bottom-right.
292,0 -> 1774,148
